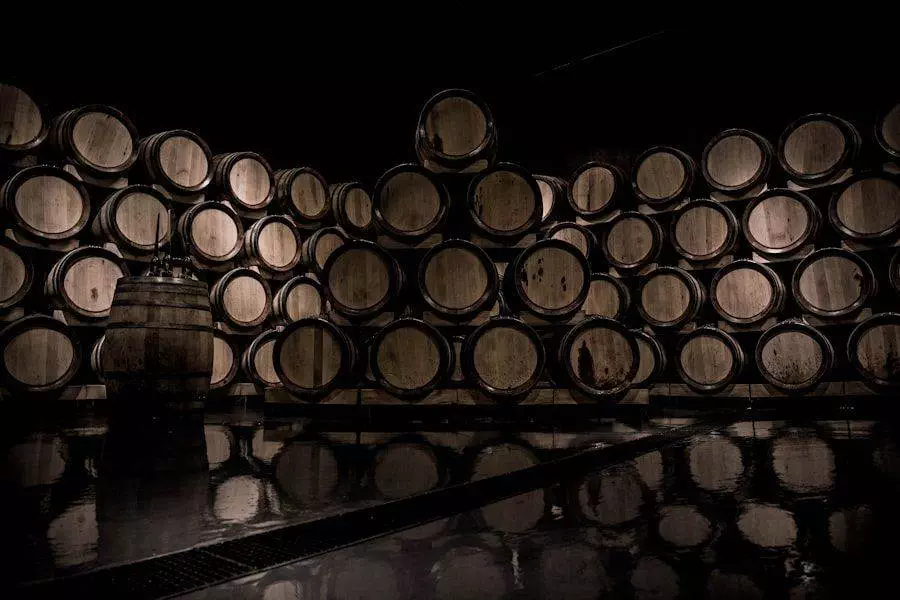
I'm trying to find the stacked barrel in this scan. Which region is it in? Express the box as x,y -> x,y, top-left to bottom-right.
1,81 -> 899,399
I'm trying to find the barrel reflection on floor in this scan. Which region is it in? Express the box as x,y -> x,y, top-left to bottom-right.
771,430 -> 835,494
575,465 -> 644,527
536,542 -> 611,600
45,487 -> 98,569
205,425 -> 235,470
273,438 -> 341,507
687,434 -> 744,493
828,505 -> 874,553
631,556 -> 679,600
657,504 -> 712,548
4,433 -> 66,488
326,554 -> 403,600
470,442 -> 544,533
212,475 -> 265,525
372,441 -> 440,500
429,542 -> 512,600
632,450 -> 663,493
707,570 -> 763,600
737,503 -> 797,548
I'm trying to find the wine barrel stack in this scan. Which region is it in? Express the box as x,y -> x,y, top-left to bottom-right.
1,81 -> 899,401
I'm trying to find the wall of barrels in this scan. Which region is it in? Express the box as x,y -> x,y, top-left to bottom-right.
1,81 -> 899,400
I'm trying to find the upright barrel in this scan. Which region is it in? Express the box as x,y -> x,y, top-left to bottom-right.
829,174 -> 900,242
583,273 -> 630,320
777,113 -> 860,184
0,83 -> 47,153
415,88 -> 497,172
461,317 -> 545,397
45,246 -> 129,320
135,130 -> 212,195
272,275 -> 324,324
701,128 -> 773,194
631,329 -> 666,387
875,102 -> 900,160
331,182 -> 373,236
211,331 -> 238,390
756,319 -> 834,393
418,239 -> 498,319
534,175 -> 567,223
211,152 -> 275,214
50,104 -> 138,178
370,318 -> 453,397
373,164 -> 448,240
0,165 -> 91,242
503,239 -> 590,320
244,215 -> 302,276
710,260 -> 784,325
273,318 -> 356,396
176,201 -> 244,266
102,277 -> 214,402
559,317 -> 638,397
323,239 -> 403,320
742,189 -> 820,256
0,315 -> 80,393
546,222 -> 595,260
670,199 -> 739,262
792,248 -> 875,318
209,268 -> 272,329
848,312 -> 900,388
632,145 -> 695,205
241,329 -> 281,388
601,211 -> 664,270
676,327 -> 745,393
636,266 -> 705,328
568,162 -> 623,218
468,163 -> 541,239
274,167 -> 330,227
0,238 -> 33,310
92,185 -> 171,254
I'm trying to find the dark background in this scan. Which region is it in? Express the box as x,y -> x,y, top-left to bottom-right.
5,25 -> 898,185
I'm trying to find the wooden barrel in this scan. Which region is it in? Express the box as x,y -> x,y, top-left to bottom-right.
102,276 -> 214,401
741,188 -> 820,256
50,104 -> 138,178
371,440 -> 442,499
468,162 -> 542,238
559,317 -> 638,396
244,215 -> 302,276
891,251 -> 900,296
675,327 -> 745,393
701,128 -> 773,194
631,329 -> 666,386
534,175 -> 567,223
636,266 -> 705,328
300,226 -> 347,277
0,83 -> 47,153
503,239 -> 590,319
848,312 -> 900,388
135,130 -> 212,195
211,331 -> 238,390
241,329 -> 281,388
545,222 -> 596,260
601,211 -> 664,270
274,167 -> 330,227
0,238 -> 33,310
0,165 -> 91,241
45,246 -> 129,320
176,201 -> 244,266
90,335 -> 105,382
568,162 -> 623,218
373,163 -> 448,240
584,273 -> 630,319
710,260 -> 785,325
273,318 -> 355,396
876,102 -> 900,160
323,239 -> 403,320
415,88 -> 497,172
0,315 -> 80,392
91,184 -> 172,254
209,268 -> 272,329
632,146 -> 695,205
670,199 -> 739,262
211,152 -> 275,213
777,113 -> 860,184
272,275 -> 324,324
756,319 -> 834,393
331,182 -> 373,236
370,318 -> 452,397
829,173 -> 900,242
418,239 -> 498,319
461,317 -> 545,397
470,442 -> 545,534
792,248 -> 875,318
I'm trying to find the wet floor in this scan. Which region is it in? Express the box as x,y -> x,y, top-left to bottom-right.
6,415 -> 900,598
